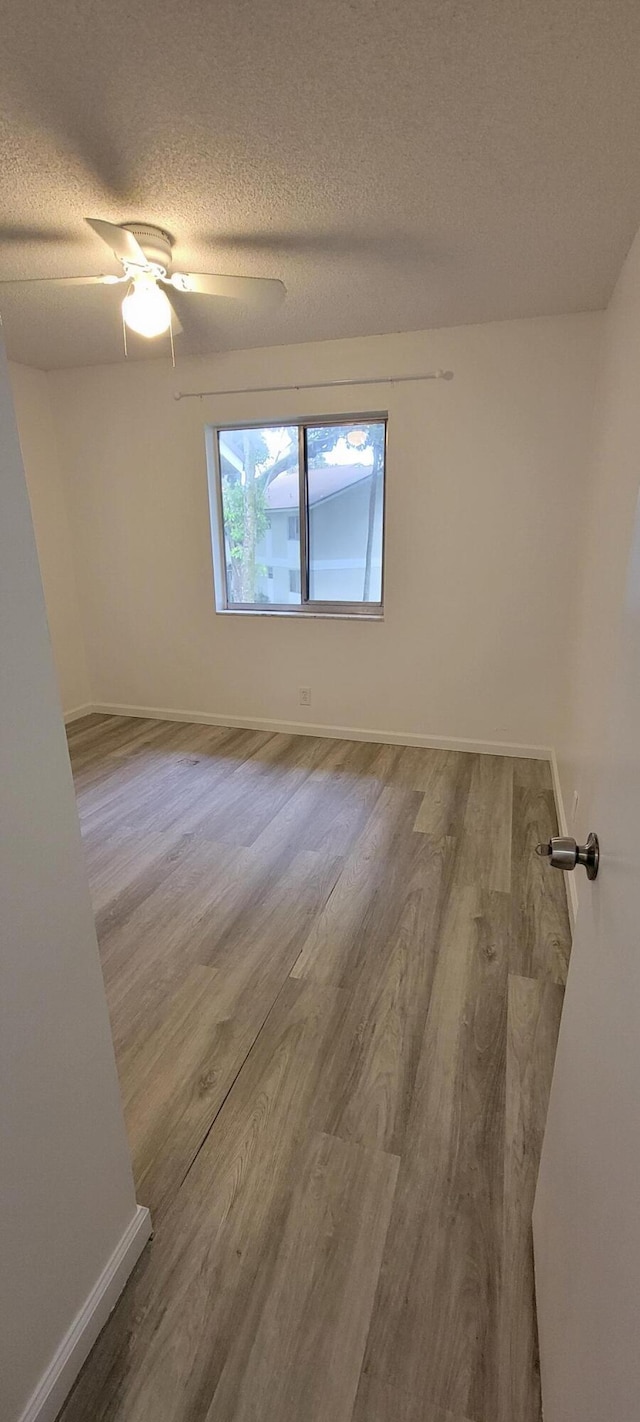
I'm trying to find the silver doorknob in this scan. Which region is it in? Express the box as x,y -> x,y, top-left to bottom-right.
535,831 -> 599,880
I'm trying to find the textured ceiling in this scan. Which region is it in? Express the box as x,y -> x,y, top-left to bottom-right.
2,0 -> 640,368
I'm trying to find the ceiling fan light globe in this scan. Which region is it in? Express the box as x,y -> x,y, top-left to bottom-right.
122,280 -> 172,338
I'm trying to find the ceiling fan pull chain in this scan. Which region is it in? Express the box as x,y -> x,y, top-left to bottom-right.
169,316 -> 176,369
121,306 -> 128,360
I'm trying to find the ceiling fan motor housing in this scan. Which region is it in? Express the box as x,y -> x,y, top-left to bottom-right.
122,223 -> 173,271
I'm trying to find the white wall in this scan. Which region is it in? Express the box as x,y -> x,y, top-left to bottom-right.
9,361 -> 91,716
0,334 -> 147,1422
556,226 -> 640,911
47,313 -> 601,751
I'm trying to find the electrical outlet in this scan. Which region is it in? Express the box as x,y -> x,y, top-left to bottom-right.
571,790 -> 579,825
299,686 -> 311,707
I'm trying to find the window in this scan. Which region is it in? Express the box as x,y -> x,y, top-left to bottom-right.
208,416 -> 386,615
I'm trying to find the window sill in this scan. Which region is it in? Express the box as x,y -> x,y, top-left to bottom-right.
215,607 -> 384,622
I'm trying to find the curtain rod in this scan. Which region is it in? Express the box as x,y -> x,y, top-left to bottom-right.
173,369 -> 454,400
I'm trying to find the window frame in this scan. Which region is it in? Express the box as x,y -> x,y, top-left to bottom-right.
206,413 -> 388,619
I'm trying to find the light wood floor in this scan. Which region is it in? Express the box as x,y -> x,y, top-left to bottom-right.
59,715 -> 571,1422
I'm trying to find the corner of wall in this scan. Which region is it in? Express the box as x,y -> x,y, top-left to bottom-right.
17,1206 -> 151,1422
9,360 -> 93,715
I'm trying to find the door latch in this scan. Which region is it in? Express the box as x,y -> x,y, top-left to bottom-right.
535,832 -> 599,880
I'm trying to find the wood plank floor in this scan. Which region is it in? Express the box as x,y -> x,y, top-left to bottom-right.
58,715 -> 571,1422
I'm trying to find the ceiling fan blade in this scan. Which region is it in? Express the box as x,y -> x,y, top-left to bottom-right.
0,274 -> 124,286
86,218 -> 147,267
168,272 -> 286,308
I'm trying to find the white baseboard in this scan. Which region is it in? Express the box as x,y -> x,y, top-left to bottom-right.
90,701 -> 552,761
63,703 -> 94,725
18,1205 -> 152,1422
549,748 -> 578,930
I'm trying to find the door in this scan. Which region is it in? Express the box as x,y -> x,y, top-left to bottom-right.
533,491 -> 640,1420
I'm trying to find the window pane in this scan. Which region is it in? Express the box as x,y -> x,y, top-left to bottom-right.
217,425 -> 300,606
306,421 -> 385,603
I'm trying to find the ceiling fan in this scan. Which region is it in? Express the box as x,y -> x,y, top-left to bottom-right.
0,218 -> 286,341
